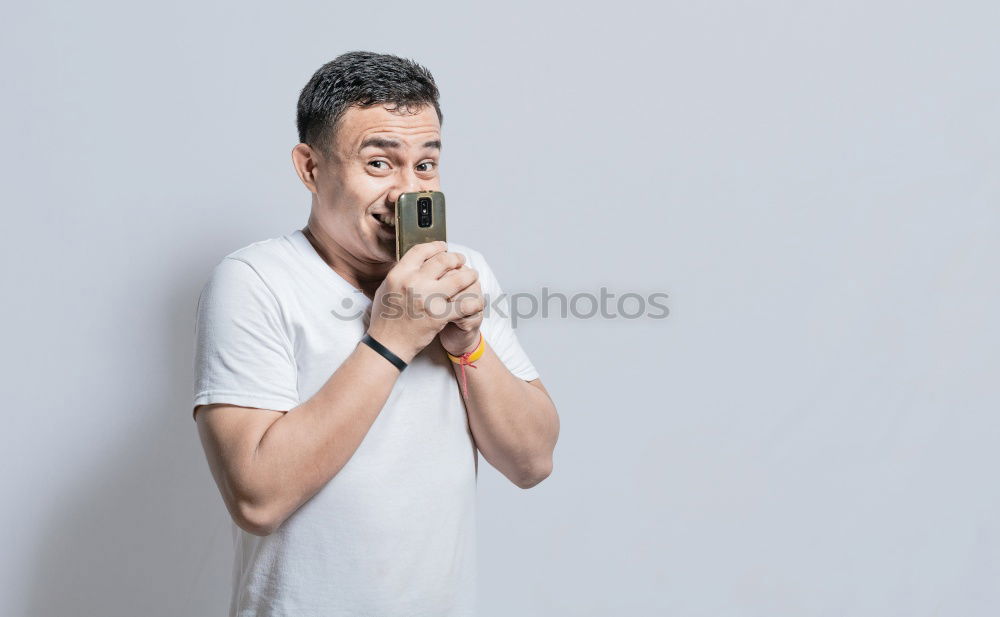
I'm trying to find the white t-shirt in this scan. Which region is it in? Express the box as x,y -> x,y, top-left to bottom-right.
192,229 -> 538,617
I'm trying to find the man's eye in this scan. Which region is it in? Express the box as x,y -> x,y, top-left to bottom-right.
417,161 -> 437,172
368,160 -> 389,170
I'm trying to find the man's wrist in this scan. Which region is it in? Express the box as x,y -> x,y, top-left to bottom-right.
364,328 -> 418,364
360,333 -> 409,371
442,330 -> 483,357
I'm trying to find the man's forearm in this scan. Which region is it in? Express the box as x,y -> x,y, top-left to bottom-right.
452,341 -> 560,488
244,342 -> 406,532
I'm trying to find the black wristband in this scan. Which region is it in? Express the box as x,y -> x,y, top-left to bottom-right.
360,333 -> 408,371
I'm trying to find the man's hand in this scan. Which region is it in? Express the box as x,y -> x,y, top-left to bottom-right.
367,241 -> 476,363
439,264 -> 485,356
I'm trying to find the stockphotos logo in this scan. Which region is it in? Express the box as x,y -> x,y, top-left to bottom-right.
330,287 -> 670,328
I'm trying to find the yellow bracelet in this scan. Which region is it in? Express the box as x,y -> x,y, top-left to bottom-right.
448,333 -> 485,400
447,333 -> 485,364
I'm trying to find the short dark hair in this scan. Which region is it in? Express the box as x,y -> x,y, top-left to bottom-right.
296,51 -> 443,157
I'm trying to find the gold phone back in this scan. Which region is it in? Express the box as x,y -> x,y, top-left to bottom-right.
395,191 -> 447,260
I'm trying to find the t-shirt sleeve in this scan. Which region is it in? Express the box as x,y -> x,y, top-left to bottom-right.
475,253 -> 540,382
192,257 -> 299,420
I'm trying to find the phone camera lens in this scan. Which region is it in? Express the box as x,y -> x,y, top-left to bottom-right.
416,196 -> 433,228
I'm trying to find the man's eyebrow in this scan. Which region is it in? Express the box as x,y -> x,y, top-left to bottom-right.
358,137 -> 401,152
358,137 -> 441,152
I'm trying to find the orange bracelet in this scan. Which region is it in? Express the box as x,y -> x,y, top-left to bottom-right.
447,333 -> 485,399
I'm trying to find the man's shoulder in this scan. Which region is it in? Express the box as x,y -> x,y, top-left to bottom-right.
222,231 -> 299,269
200,231 -> 304,296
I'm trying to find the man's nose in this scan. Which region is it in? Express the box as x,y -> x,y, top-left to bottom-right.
388,170 -> 427,206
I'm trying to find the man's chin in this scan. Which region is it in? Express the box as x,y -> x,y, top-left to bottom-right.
365,235 -> 396,264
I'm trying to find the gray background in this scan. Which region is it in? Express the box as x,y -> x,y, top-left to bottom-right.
2,1 -> 997,615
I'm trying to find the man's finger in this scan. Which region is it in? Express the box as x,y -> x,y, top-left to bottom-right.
452,294 -> 485,318
397,240 -> 448,271
437,265 -> 478,299
449,311 -> 484,332
419,251 -> 465,280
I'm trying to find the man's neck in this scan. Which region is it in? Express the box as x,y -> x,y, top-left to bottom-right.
302,221 -> 391,300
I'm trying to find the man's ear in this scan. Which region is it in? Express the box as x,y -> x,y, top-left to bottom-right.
291,143 -> 320,193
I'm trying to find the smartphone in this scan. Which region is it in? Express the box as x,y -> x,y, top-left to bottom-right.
395,190 -> 447,261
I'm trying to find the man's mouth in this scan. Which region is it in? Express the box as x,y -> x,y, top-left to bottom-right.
372,212 -> 396,228
371,212 -> 396,243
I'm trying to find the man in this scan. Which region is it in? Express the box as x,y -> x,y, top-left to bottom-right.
192,51 -> 560,616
